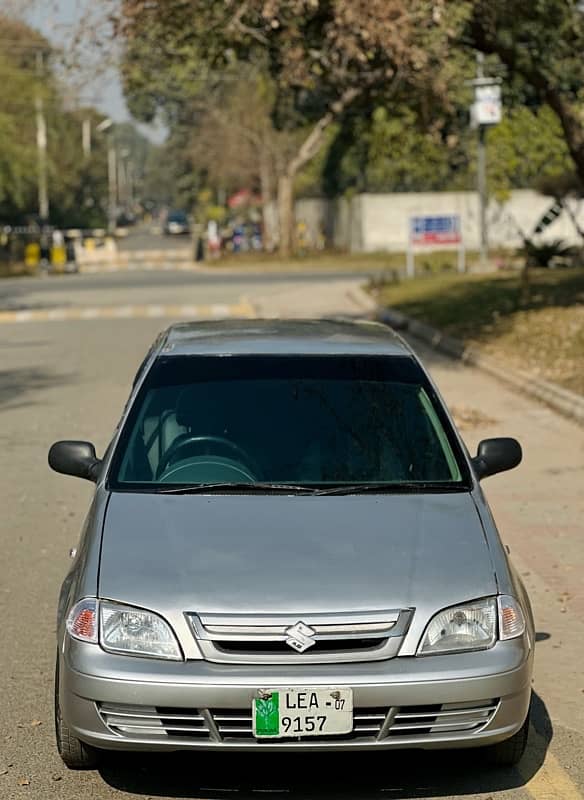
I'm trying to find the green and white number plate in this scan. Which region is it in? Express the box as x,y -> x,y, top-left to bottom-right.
253,687 -> 353,738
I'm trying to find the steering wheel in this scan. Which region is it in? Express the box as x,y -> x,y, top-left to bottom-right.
158,435 -> 259,479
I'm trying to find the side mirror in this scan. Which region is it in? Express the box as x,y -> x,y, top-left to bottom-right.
48,441 -> 102,482
471,437 -> 522,480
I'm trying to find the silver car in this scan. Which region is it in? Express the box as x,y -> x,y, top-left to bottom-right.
49,319 -> 533,770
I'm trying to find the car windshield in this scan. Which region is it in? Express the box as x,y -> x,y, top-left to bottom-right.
109,355 -> 468,491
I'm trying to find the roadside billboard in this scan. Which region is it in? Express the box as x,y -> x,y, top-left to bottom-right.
407,214 -> 465,277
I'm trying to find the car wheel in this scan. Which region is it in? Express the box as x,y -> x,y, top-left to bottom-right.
54,655 -> 101,769
485,704 -> 531,767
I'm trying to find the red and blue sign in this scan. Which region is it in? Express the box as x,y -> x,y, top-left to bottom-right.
411,215 -> 462,245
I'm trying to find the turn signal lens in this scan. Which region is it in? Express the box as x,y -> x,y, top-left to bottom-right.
66,598 -> 98,643
498,595 -> 526,640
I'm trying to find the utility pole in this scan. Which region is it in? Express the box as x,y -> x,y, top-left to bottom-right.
118,148 -> 130,207
469,53 -> 502,270
107,141 -> 117,233
97,118 -> 117,233
82,118 -> 92,158
35,51 -> 49,222
476,55 -> 487,269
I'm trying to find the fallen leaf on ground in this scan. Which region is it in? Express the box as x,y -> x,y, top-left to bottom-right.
30,720 -> 42,727
17,778 -> 30,786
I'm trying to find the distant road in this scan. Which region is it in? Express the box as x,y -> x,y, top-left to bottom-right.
116,224 -> 193,253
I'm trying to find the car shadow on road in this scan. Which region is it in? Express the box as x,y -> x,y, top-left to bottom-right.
98,693 -> 552,799
0,366 -> 75,412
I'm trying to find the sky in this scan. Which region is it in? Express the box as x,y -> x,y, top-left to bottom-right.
21,0 -> 166,143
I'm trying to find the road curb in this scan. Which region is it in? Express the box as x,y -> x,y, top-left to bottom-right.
349,285 -> 584,428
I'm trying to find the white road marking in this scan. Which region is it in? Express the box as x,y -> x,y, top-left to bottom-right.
0,302 -> 255,324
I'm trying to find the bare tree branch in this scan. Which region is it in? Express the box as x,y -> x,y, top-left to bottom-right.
227,1 -> 269,45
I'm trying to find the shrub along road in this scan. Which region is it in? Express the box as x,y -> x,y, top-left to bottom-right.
374,268 -> 584,396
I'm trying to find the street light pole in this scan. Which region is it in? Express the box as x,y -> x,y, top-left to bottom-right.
96,118 -> 117,233
107,140 -> 117,233
476,54 -> 488,269
469,53 -> 502,271
82,118 -> 92,158
35,51 -> 49,222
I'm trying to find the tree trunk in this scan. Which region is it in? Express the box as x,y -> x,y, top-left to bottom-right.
277,173 -> 294,258
259,147 -> 276,252
275,86 -> 364,257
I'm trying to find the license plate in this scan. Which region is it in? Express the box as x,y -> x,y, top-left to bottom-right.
253,688 -> 353,738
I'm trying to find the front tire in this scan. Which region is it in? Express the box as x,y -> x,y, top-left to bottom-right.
54,655 -> 101,770
485,704 -> 530,766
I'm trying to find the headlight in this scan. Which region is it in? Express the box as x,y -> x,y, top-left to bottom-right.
418,597 -> 497,655
100,601 -> 182,660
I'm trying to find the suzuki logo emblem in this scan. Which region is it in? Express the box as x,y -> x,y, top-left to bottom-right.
285,621 -> 316,653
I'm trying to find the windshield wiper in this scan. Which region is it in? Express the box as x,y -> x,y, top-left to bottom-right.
157,482 -> 314,495
313,482 -> 466,496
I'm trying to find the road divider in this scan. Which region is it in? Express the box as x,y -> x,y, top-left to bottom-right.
0,301 -> 255,324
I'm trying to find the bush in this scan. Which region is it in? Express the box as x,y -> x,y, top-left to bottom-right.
522,238 -> 578,268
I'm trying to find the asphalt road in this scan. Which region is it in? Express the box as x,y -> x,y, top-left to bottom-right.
0,267 -> 583,800
117,226 -> 193,252
0,270 -> 374,313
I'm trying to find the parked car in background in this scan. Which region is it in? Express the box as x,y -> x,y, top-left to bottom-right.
163,210 -> 190,236
49,319 -> 533,770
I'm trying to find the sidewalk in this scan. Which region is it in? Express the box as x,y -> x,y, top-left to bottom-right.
250,277 -> 371,318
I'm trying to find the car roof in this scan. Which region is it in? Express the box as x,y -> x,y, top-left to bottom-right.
158,319 -> 413,357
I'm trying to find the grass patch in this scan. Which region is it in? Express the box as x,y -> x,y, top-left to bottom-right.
0,262 -> 38,279
374,268 -> 584,396
207,249 -> 478,273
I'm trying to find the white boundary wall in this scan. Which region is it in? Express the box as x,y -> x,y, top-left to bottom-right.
295,190 -> 584,253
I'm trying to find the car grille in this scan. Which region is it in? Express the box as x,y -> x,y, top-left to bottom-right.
389,700 -> 500,736
98,704 -> 209,738
98,700 -> 499,743
185,610 -> 413,664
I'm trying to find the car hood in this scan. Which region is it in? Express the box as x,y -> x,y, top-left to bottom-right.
99,492 -> 496,620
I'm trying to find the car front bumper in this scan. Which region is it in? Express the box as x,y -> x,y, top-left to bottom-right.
59,637 -> 532,752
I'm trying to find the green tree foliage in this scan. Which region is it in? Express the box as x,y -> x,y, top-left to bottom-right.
115,0 -> 584,248
142,131 -> 201,211
318,107 -> 473,196
116,0 -> 450,253
487,105 -> 574,200
459,0 -> 584,187
0,14 -> 151,228
0,16 -> 47,220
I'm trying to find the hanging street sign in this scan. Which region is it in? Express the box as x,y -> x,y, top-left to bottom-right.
471,83 -> 502,127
